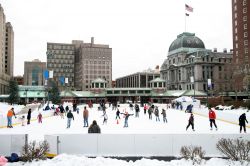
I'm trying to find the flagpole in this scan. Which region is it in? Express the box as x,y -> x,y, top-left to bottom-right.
185,13 -> 186,32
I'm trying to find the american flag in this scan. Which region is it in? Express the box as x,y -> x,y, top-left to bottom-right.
185,4 -> 193,12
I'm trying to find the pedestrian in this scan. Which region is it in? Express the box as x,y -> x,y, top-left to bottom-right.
143,104 -> 148,115
27,108 -> 32,125
148,107 -> 153,120
239,113 -> 248,133
121,112 -> 134,127
66,110 -> 74,128
83,106 -> 89,127
161,109 -> 167,123
135,104 -> 140,117
59,105 -> 65,119
88,120 -> 101,133
37,113 -> 43,123
208,107 -> 218,130
7,107 -> 16,128
154,106 -> 160,121
186,113 -> 195,131
76,107 -> 79,114
102,112 -> 108,125
116,109 -> 121,119
129,103 -> 133,111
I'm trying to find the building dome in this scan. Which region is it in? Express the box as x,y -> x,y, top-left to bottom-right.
168,32 -> 205,53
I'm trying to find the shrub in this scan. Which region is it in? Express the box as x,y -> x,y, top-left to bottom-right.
216,138 -> 250,162
180,145 -> 205,165
21,140 -> 49,162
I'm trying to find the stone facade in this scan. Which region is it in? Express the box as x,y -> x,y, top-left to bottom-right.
160,32 -> 233,95
24,59 -> 46,86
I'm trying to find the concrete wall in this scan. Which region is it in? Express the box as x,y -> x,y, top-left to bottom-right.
45,134 -> 250,157
0,134 -> 27,156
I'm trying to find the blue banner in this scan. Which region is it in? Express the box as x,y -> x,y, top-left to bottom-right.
59,76 -> 65,85
44,70 -> 49,79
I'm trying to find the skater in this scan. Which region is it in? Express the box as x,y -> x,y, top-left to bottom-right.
154,106 -> 160,121
59,105 -> 65,119
148,106 -> 153,120
239,113 -> 248,133
186,113 -> 195,131
115,109 -> 121,119
161,109 -> 167,123
143,104 -> 148,115
65,105 -> 69,114
129,103 -> 133,111
27,108 -> 32,125
208,107 -> 218,130
135,104 -> 140,117
76,107 -> 79,114
121,112 -> 134,127
37,113 -> 42,123
88,120 -> 101,133
66,110 -> 74,128
83,106 -> 89,127
19,115 -> 25,126
7,108 -> 16,128
102,112 -> 108,125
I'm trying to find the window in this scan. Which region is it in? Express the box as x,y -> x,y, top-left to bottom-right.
243,16 -> 247,22
234,5 -> 237,11
244,40 -> 248,46
235,20 -> 237,26
243,0 -> 247,6
219,66 -> 222,71
236,43 -> 238,48
244,32 -> 248,38
234,12 -> 237,19
235,35 -> 238,41
243,8 -> 247,14
245,48 -> 249,54
244,24 -> 247,30
235,28 -> 237,34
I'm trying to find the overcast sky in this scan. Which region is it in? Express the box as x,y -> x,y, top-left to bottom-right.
0,0 -> 232,79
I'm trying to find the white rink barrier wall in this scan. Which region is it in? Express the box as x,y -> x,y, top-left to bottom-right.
45,134 -> 250,157
0,134 -> 27,156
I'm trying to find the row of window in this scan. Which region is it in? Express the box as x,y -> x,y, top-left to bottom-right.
47,50 -> 74,55
84,70 -> 110,74
84,61 -> 110,65
84,65 -> 110,69
48,45 -> 74,50
47,59 -> 74,64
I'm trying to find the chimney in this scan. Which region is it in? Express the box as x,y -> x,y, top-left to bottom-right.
223,48 -> 227,53
213,48 -> 217,52
91,37 -> 94,45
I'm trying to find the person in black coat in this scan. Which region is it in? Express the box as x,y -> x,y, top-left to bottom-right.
66,110 -> 74,128
88,120 -> 101,133
186,113 -> 195,131
239,113 -> 248,133
27,109 -> 32,125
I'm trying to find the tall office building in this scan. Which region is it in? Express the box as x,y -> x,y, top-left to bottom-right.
232,0 -> 250,91
46,42 -> 75,90
0,4 -> 14,94
74,37 -> 112,91
24,59 -> 46,86
47,38 -> 112,91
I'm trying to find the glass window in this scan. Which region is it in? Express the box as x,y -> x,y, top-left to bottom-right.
234,5 -> 237,11
243,8 -> 247,13
245,48 -> 249,54
243,16 -> 247,22
243,0 -> 247,6
244,40 -> 248,46
244,24 -> 247,30
235,20 -> 237,26
235,27 -> 237,34
244,32 -> 248,38
234,12 -> 237,18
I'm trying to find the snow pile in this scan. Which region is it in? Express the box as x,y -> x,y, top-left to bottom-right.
5,154 -> 248,166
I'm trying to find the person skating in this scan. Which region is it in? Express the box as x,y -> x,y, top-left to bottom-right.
208,107 -> 218,130
121,112 -> 134,127
148,106 -> 153,120
135,104 -> 140,117
154,106 -> 160,122
186,113 -> 195,131
37,112 -> 42,123
83,106 -> 89,127
161,109 -> 167,123
7,108 -> 16,128
88,120 -> 101,133
102,112 -> 108,125
115,109 -> 121,119
66,110 -> 74,128
143,104 -> 148,115
239,113 -> 248,133
27,108 -> 32,125
59,105 -> 65,119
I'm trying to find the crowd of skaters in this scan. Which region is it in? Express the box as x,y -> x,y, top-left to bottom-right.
4,100 -> 249,133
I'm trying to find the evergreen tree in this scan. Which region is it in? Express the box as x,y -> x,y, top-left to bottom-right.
48,80 -> 61,104
8,79 -> 20,105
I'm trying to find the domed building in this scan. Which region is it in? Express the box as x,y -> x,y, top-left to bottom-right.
161,32 -> 233,95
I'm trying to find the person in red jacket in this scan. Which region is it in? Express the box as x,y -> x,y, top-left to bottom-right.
208,107 -> 218,130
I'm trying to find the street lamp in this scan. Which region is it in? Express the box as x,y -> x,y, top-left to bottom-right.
25,88 -> 28,106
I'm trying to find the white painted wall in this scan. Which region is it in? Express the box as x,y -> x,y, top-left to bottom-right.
0,134 -> 26,156
45,134 -> 250,157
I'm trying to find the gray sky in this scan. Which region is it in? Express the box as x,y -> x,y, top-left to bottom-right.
0,0 -> 232,79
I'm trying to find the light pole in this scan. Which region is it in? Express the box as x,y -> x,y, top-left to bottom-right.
25,88 -> 28,106
190,76 -> 195,99
207,78 -> 212,106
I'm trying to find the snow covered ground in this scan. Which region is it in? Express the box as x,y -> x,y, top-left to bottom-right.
0,102 -> 249,166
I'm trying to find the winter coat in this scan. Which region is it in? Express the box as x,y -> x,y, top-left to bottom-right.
27,109 -> 31,120
83,109 -> 89,118
209,110 -> 216,119
88,124 -> 101,133
189,114 -> 194,123
135,104 -> 140,112
59,105 -> 65,113
154,108 -> 159,116
161,109 -> 166,117
239,113 -> 248,126
116,110 -> 120,116
67,112 -> 74,120
7,109 -> 15,117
